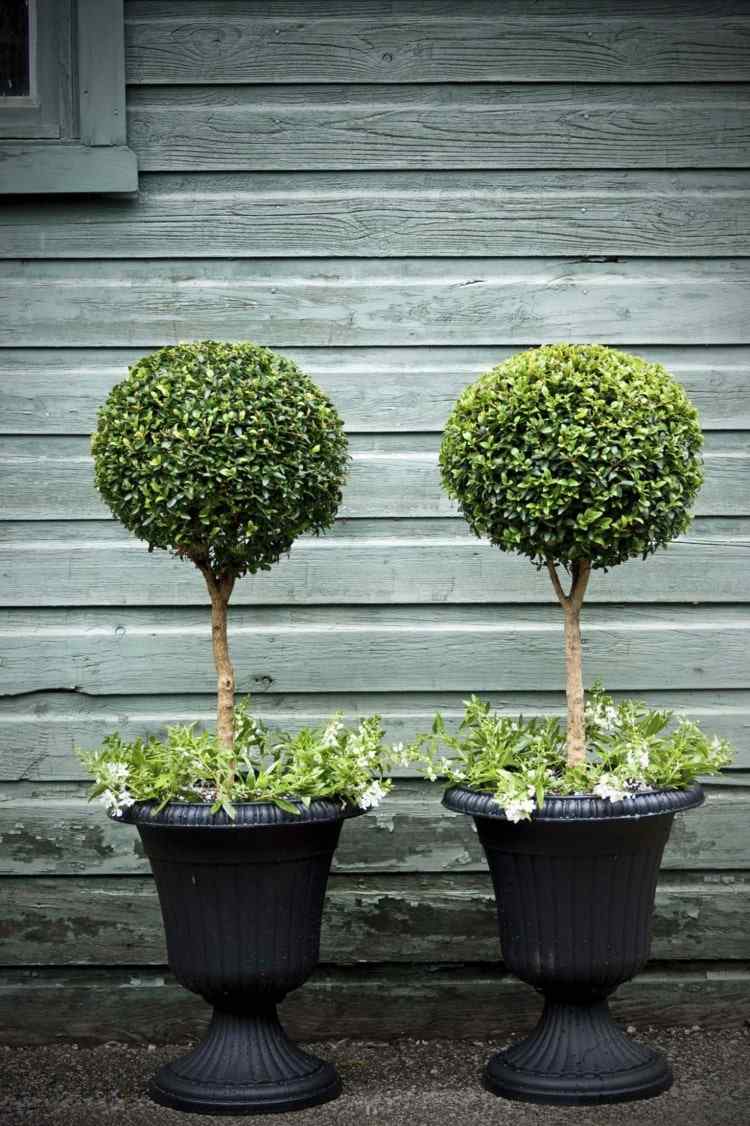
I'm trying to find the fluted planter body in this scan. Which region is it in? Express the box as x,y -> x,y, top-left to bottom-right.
124,799 -> 361,1115
444,784 -> 704,1105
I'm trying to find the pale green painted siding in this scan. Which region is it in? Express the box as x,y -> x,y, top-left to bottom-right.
0,0 -> 749,1041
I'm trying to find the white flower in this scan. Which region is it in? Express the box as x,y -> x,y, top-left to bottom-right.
593,775 -> 626,803
504,796 -> 535,823
320,719 -> 343,749
586,702 -> 621,735
391,741 -> 406,762
99,785 -> 135,818
626,744 -> 650,772
108,763 -> 129,784
358,780 -> 388,811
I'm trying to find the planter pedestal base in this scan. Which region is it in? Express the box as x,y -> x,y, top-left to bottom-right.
149,1005 -> 341,1116
484,997 -> 672,1106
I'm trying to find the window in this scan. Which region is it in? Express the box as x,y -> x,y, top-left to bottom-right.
0,0 -> 137,193
1,0 -> 31,98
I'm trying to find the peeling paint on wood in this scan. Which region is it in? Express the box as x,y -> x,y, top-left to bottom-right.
0,784 -> 747,876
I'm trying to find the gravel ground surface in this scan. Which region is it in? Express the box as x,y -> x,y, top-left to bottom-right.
1,1028 -> 747,1126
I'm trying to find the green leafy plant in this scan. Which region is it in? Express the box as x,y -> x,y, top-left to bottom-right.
87,340 -> 349,797
411,687 -> 732,821
79,700 -> 413,819
439,343 -> 704,765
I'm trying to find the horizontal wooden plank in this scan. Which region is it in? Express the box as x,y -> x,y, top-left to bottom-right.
1,603 -> 749,695
125,1 -> 750,18
2,345 -> 749,434
1,445 -> 746,520
3,960 -> 748,1044
0,783 -> 746,875
3,259 -> 748,348
124,10 -> 750,84
5,171 -> 750,258
1,522 -> 748,607
2,873 -> 746,966
2,687 -> 748,781
126,84 -> 750,171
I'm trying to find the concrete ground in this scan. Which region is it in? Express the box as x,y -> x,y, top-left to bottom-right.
1,1028 -> 747,1126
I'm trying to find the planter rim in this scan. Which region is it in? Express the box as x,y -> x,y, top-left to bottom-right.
443,782 -> 705,822
118,796 -> 364,828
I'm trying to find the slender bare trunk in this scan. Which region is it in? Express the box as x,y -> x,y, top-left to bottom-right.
546,559 -> 591,767
209,579 -> 235,755
194,564 -> 236,773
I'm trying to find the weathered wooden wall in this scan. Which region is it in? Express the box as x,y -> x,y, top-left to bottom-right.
1,0 -> 749,1042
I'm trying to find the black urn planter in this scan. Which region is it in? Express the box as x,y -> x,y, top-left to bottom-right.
122,798 -> 361,1116
443,783 -> 704,1106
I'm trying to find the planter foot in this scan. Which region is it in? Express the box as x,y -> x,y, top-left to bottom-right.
148,1005 -> 341,1116
484,998 -> 672,1106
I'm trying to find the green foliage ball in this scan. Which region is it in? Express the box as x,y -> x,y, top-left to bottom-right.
440,343 -> 703,570
92,341 -> 349,576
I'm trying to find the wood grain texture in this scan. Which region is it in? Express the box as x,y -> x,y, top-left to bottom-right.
2,873 -> 746,965
2,521 -> 749,607
2,259 -> 748,347
0,605 -> 748,695
124,9 -> 750,84
124,1 -> 750,17
126,84 -> 750,171
0,783 -> 746,875
2,346 -> 749,433
2,962 -> 748,1044
2,688 -> 748,781
2,442 -> 746,519
4,171 -> 749,258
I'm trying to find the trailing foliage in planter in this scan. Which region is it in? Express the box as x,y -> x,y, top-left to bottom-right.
80,702 -> 406,819
415,686 -> 731,822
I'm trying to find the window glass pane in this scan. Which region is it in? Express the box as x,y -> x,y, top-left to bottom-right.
0,0 -> 30,98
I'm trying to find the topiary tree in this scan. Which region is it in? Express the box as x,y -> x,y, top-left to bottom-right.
439,343 -> 703,766
92,340 -> 348,768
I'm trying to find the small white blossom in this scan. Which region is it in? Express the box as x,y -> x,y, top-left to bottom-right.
358,780 -> 388,811
320,719 -> 343,749
108,762 -> 129,784
593,775 -> 626,803
626,744 -> 650,772
504,796 -> 535,823
586,702 -> 621,735
99,785 -> 135,818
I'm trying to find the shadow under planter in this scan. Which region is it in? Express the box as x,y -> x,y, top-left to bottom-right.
443,784 -> 705,1106
124,799 -> 362,1116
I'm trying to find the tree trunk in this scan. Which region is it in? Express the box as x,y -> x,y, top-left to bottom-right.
209,579 -> 236,756
193,564 -> 236,762
546,559 -> 591,767
563,598 -> 585,765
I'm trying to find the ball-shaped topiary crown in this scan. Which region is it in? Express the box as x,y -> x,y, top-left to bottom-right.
440,343 -> 703,570
92,341 -> 349,577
